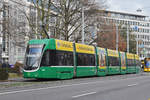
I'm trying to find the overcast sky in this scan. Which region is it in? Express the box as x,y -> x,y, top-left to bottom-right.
99,0 -> 150,16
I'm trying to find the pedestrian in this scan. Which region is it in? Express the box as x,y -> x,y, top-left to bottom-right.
2,62 -> 6,68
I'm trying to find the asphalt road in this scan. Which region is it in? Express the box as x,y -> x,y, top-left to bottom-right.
1,73 -> 150,100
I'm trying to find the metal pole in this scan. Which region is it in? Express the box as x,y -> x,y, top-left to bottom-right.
82,6 -> 85,44
136,34 -> 138,55
127,25 -> 129,53
94,23 -> 97,37
116,24 -> 118,51
0,1 -> 3,63
36,8 -> 38,39
8,34 -> 11,63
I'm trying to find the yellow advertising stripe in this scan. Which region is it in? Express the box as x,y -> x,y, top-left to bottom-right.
56,40 -> 73,52
98,47 -> 105,51
135,54 -> 139,60
145,68 -> 150,72
144,68 -> 150,72
107,49 -> 119,57
120,51 -> 125,55
144,68 -> 148,72
126,53 -> 134,59
75,43 -> 95,54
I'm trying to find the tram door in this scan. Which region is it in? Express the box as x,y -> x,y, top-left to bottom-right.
120,52 -> 126,74
98,48 -> 107,76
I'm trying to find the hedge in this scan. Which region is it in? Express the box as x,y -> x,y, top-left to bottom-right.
0,68 -> 9,80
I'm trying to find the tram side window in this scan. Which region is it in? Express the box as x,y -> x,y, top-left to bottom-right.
77,53 -> 95,66
41,50 -> 74,66
41,50 -> 51,66
127,59 -> 135,67
55,51 -> 74,66
108,56 -> 120,66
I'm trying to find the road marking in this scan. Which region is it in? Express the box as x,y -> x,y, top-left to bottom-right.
128,83 -> 138,87
0,75 -> 149,96
72,92 -> 96,98
0,81 -> 108,95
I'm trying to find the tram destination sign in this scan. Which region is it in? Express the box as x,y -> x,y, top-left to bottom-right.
29,44 -> 43,48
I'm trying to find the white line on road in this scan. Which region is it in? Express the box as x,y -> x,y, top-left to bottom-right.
128,83 -> 138,87
72,92 -> 97,98
0,75 -> 148,96
0,81 -> 108,96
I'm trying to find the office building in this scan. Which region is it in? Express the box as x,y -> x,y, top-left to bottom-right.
103,10 -> 150,59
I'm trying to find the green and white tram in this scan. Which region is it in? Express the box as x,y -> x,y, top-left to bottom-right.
23,38 -> 141,79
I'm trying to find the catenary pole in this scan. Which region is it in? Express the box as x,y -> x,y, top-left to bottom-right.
82,5 -> 85,44
127,25 -> 129,53
116,24 -> 118,51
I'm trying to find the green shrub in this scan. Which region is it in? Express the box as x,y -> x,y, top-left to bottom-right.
5,68 -> 18,73
0,68 -> 9,80
3,62 -> 23,75
13,62 -> 23,75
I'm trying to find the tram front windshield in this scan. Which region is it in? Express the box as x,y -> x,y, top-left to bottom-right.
24,44 -> 43,70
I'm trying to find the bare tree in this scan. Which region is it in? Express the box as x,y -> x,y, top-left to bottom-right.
84,0 -> 108,45
23,0 -> 53,39
52,0 -> 106,43
21,0 -> 107,44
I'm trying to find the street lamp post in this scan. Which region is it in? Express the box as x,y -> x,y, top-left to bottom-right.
127,25 -> 129,53
81,5 -> 85,44
116,24 -> 119,51
136,35 -> 139,55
